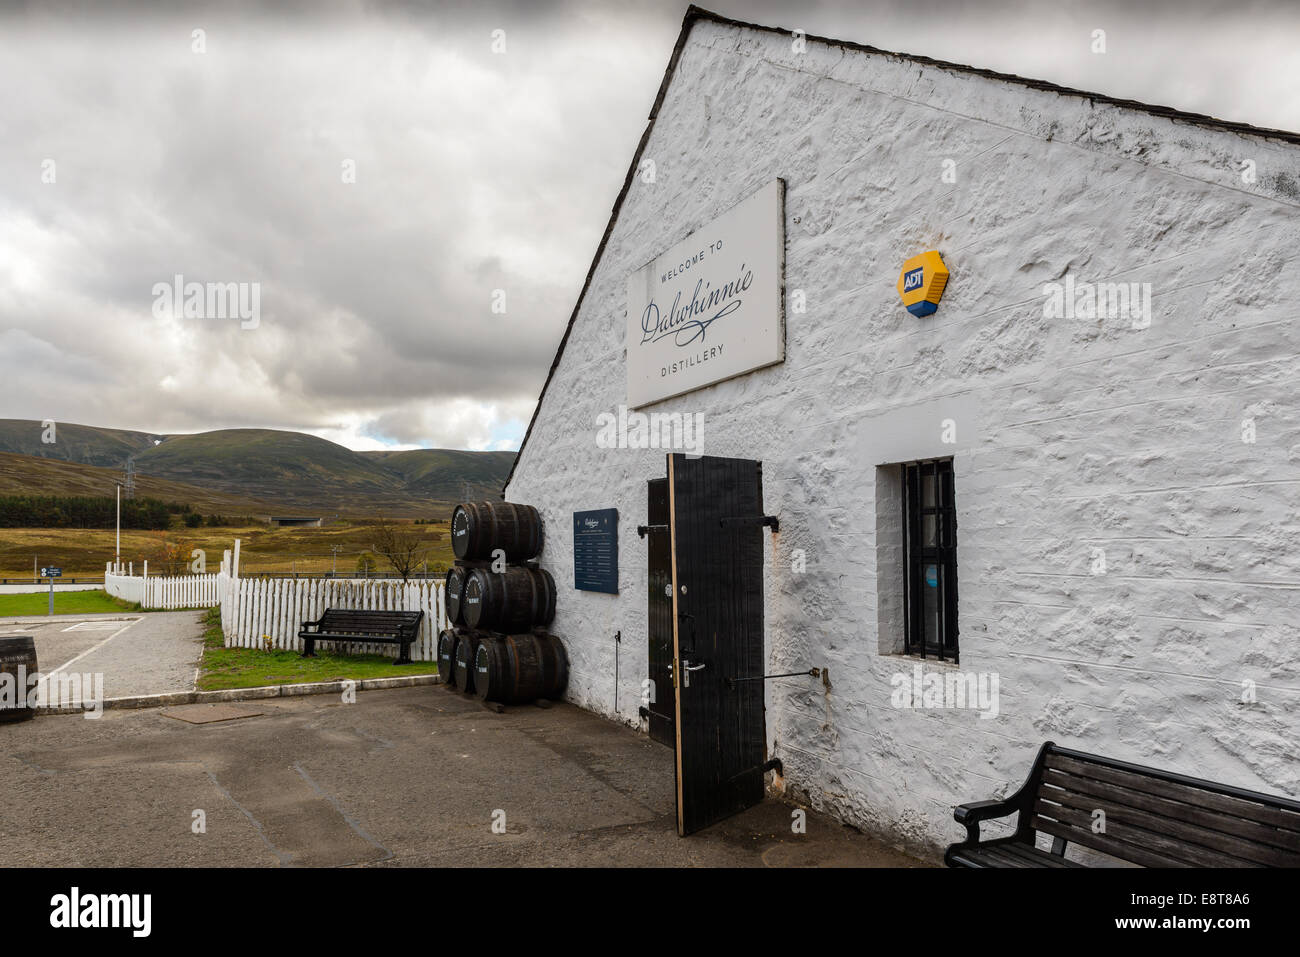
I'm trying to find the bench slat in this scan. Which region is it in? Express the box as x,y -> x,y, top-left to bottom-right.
312,633 -> 404,641
975,845 -> 1037,868
951,838 -> 1083,869
1041,767 -> 1300,859
1036,789 -> 1297,868
1031,801 -> 1265,868
1046,753 -> 1300,833
998,841 -> 1081,868
320,615 -> 421,622
1027,811 -> 1199,868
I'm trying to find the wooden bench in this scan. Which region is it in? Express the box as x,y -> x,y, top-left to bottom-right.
945,741 -> 1300,868
297,609 -> 424,665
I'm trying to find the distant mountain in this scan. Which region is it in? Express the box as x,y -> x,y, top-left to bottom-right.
364,449 -> 517,502
0,451 -> 281,516
0,421 -> 516,517
0,419 -> 161,468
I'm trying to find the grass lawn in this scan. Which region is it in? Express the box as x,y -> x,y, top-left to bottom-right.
0,589 -> 138,617
195,609 -> 437,690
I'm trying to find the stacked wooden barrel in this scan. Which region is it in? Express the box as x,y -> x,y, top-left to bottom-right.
473,632 -> 569,704
0,637 -> 37,723
441,501 -> 567,704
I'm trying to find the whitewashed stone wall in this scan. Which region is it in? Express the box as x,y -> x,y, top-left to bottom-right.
506,19 -> 1300,859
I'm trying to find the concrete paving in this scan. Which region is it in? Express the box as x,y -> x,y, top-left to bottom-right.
0,685 -> 930,867
0,612 -> 206,699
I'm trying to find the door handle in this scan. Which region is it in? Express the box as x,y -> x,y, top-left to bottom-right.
681,659 -> 706,688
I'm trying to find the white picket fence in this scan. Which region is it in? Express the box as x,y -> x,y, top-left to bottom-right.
105,569 -> 222,609
104,564 -> 447,662
149,574 -> 222,609
219,574 -> 446,662
104,570 -> 145,605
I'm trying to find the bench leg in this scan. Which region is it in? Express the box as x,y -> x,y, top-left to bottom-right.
1050,836 -> 1068,856
394,640 -> 412,666
301,637 -> 317,659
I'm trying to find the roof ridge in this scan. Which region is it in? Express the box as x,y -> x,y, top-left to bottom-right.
684,5 -> 1300,146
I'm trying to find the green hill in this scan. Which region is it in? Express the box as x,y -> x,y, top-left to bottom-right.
0,451 -> 280,515
0,421 -> 517,518
364,449 -> 517,501
136,429 -> 398,494
0,418 -> 160,468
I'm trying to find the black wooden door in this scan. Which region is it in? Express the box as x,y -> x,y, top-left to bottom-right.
646,478 -> 675,747
667,453 -> 767,836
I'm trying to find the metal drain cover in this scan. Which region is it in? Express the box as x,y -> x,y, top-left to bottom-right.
160,703 -> 267,724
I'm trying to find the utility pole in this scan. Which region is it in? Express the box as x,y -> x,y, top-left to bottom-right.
330,544 -> 342,578
115,483 -> 121,573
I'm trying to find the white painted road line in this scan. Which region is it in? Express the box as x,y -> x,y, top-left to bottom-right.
61,621 -> 127,633
40,618 -> 142,681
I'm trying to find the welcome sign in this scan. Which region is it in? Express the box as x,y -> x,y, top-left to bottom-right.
626,179 -> 785,407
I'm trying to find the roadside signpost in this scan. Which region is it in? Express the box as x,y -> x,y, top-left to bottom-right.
40,567 -> 62,616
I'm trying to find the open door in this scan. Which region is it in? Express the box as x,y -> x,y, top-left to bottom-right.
645,478 -> 675,747
667,453 -> 769,836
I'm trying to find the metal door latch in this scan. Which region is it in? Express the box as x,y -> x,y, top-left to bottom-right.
719,515 -> 780,532
724,667 -> 820,690
681,659 -> 706,688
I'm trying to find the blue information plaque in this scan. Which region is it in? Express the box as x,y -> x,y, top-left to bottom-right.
573,508 -> 618,594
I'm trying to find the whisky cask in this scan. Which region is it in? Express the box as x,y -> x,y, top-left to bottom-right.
462,567 -> 556,632
450,502 -> 542,562
0,636 -> 37,723
474,633 -> 569,704
444,566 -> 468,625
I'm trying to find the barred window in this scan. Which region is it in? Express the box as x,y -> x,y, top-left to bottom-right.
903,459 -> 958,662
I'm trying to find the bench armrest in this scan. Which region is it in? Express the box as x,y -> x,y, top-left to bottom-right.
299,619 -> 320,633
953,798 -> 1020,844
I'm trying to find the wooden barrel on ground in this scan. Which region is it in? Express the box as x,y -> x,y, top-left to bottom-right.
463,567 -> 556,632
474,633 -> 569,704
0,636 -> 37,723
445,566 -> 468,625
453,630 -> 480,695
451,502 -> 543,562
437,629 -> 459,687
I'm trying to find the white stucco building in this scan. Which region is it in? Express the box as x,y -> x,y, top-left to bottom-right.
503,7 -> 1300,857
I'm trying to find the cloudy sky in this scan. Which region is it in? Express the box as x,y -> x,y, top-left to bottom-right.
2,0 -> 1297,452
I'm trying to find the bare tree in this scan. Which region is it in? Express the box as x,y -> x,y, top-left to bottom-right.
370,516 -> 431,582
